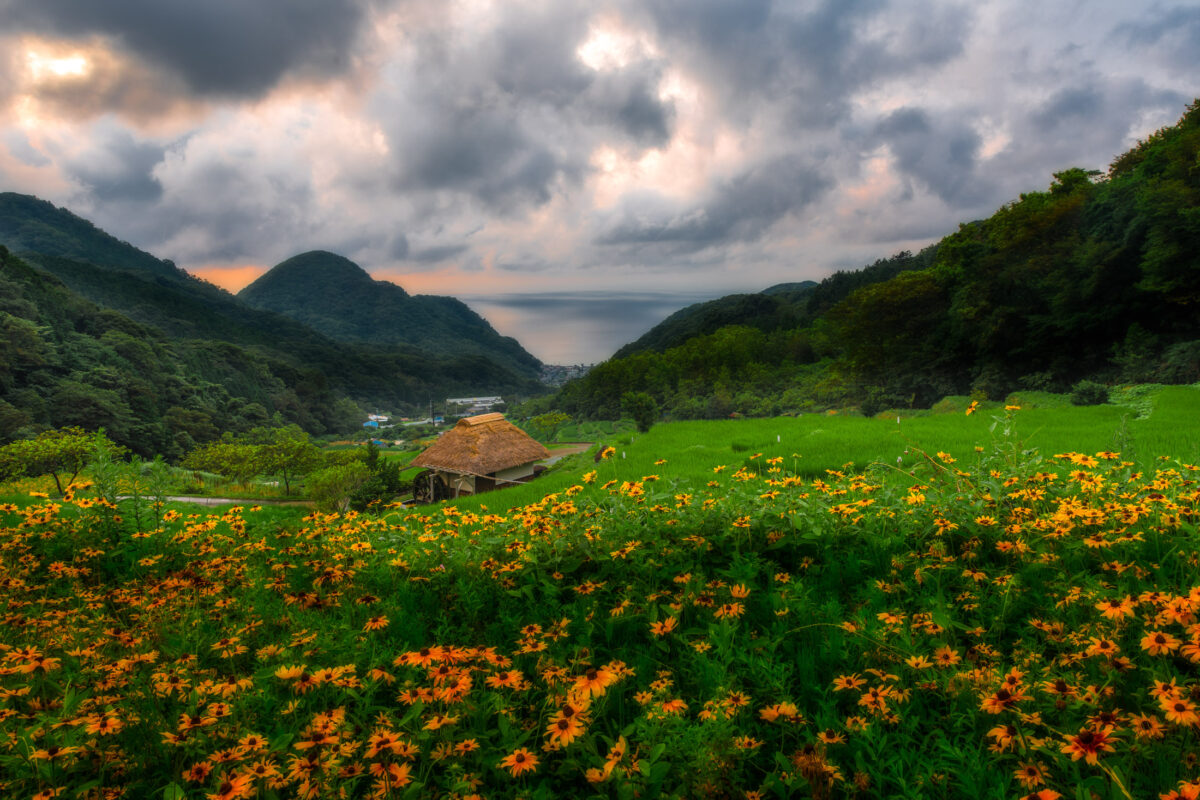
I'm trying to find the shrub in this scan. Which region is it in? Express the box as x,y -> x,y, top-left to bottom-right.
1070,380 -> 1109,406
306,462 -> 370,512
621,391 -> 659,433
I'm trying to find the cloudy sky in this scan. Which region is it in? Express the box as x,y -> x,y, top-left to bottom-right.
0,1 -> 1196,362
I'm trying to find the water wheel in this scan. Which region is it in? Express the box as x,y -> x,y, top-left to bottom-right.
412,470 -> 448,504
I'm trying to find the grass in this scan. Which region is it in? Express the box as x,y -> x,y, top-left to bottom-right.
449,385 -> 1200,514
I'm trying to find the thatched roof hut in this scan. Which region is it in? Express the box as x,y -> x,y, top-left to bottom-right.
410,413 -> 549,500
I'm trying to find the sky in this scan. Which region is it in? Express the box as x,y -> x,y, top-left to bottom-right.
0,1 -> 1197,363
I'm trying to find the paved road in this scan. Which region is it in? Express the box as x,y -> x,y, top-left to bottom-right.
541,442 -> 594,466
119,496 -> 312,508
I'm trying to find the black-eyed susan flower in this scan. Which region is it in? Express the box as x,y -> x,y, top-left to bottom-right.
498,747 -> 538,777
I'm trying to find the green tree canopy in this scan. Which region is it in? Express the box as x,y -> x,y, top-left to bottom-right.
621,391 -> 659,433
0,427 -> 121,496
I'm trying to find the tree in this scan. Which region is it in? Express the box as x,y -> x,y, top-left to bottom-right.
306,462 -> 370,513
621,391 -> 659,433
183,441 -> 263,488
349,441 -> 408,511
249,424 -> 322,495
527,411 -> 570,442
0,427 -> 120,496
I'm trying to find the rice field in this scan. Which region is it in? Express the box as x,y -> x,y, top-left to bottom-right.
450,385 -> 1200,513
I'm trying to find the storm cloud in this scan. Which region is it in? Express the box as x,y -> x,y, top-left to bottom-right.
0,0 -> 371,97
598,155 -> 830,249
0,0 -> 1196,361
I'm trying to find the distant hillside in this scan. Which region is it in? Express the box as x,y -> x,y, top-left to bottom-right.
0,247 -> 345,456
611,250 -> 935,360
612,288 -> 810,359
239,251 -> 541,377
545,99 -> 1200,420
0,193 -> 182,281
0,196 -> 548,451
761,281 -> 818,296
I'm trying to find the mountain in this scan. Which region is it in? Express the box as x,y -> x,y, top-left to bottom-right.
0,195 -> 547,453
608,248 -> 943,361
238,251 -> 541,377
612,281 -> 819,359
0,193 -> 183,282
0,247 -> 347,457
547,99 -> 1200,420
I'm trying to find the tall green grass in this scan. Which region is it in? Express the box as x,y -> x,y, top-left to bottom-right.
448,386 -> 1200,513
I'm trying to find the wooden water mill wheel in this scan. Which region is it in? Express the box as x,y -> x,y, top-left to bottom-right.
412,470 -> 448,504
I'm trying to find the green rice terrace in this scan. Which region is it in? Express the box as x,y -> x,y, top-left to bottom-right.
2,386 -> 1200,799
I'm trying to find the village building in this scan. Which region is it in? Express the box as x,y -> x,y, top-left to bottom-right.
409,412 -> 548,502
446,395 -> 504,415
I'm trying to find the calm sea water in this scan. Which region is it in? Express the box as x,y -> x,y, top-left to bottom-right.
460,291 -> 725,365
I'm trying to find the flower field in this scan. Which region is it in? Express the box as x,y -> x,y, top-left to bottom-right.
2,410 -> 1200,798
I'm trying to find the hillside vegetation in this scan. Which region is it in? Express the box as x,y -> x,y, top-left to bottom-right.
239,251 -> 541,378
549,101 -> 1200,421
0,196 -> 548,453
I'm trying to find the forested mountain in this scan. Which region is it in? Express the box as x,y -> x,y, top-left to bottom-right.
612,282 -> 817,359
239,251 -> 541,377
0,196 -> 546,454
548,100 -> 1200,420
0,249 -> 339,456
0,193 -> 183,281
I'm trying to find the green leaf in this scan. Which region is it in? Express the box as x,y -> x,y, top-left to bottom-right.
162,784 -> 187,800
399,701 -> 425,727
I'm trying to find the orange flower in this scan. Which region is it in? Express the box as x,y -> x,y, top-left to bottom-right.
423,714 -> 458,730
933,646 -> 961,667
1129,712 -> 1165,739
714,602 -> 745,619
1161,697 -> 1200,727
1094,596 -> 1135,621
759,702 -> 801,723
499,747 -> 539,777
987,724 -> 1018,751
1141,630 -> 1181,656
649,617 -> 678,636
1085,637 -> 1119,658
980,687 -> 1026,714
1060,727 -> 1116,765
574,667 -> 616,698
370,762 -> 412,788
545,714 -> 584,747
207,773 -> 254,800
1013,761 -> 1048,789
83,712 -> 123,736
1039,677 -> 1076,698
832,674 -> 866,691
660,698 -> 687,714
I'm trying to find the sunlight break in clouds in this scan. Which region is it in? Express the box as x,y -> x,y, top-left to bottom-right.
0,0 -> 1195,361
26,50 -> 88,81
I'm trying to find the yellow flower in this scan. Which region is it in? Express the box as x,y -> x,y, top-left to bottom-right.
499,747 -> 539,776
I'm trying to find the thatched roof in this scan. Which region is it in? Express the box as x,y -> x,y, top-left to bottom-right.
410,413 -> 549,476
